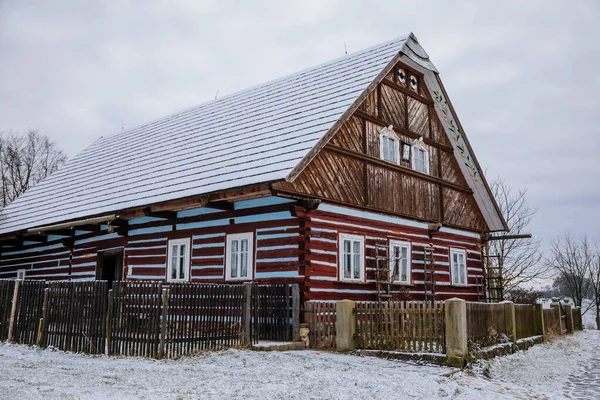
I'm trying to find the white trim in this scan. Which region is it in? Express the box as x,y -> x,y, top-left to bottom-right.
379,126 -> 400,164
166,238 -> 191,282
225,232 -> 254,281
389,240 -> 411,284
338,233 -> 365,282
411,141 -> 430,174
16,269 -> 26,280
450,248 -> 468,286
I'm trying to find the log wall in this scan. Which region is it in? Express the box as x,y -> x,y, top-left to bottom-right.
304,203 -> 484,302
0,197 -> 304,287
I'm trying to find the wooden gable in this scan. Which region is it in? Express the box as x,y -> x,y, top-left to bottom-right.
273,61 -> 488,233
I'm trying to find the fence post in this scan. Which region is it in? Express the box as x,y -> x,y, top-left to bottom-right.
159,288 -> 169,358
242,282 -> 253,346
292,284 -> 300,342
7,279 -> 21,343
564,304 -> 573,333
503,301 -> 516,342
534,303 -> 545,337
37,288 -> 49,347
445,298 -> 467,368
105,289 -> 113,355
335,300 -> 355,351
573,307 -> 582,330
550,298 -> 561,333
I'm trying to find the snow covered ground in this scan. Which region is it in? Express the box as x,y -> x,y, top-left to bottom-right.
0,330 -> 598,399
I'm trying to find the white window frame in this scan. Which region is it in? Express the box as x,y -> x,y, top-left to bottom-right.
411,145 -> 430,174
16,269 -> 26,280
167,238 -> 191,282
450,248 -> 468,286
338,233 -> 365,282
379,133 -> 400,164
225,232 -> 254,281
389,240 -> 411,284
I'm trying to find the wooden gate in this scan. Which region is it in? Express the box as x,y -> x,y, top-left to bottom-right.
108,281 -> 163,357
253,284 -> 298,342
44,281 -> 108,353
12,280 -> 45,345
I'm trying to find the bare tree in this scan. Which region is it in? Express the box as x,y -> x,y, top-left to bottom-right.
546,233 -> 593,311
489,178 -> 547,295
587,244 -> 600,329
0,129 -> 67,207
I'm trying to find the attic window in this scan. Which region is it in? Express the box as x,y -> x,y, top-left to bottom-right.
379,125 -> 400,164
409,75 -> 419,92
411,138 -> 429,174
397,68 -> 407,85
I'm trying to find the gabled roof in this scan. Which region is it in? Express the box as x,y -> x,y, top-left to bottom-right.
0,33 -> 507,235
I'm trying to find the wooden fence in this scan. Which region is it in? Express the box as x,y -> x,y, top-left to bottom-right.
0,280 -> 299,358
466,302 -> 507,346
164,283 -> 246,358
44,281 -> 108,353
304,301 -> 336,349
12,280 -> 45,345
355,301 -> 445,353
514,304 -> 536,340
0,280 -> 15,341
572,307 -> 583,331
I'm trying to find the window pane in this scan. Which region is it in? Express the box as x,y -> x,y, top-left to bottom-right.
353,240 -> 361,255
353,254 -> 361,279
232,240 -> 238,253
180,244 -> 186,257
344,253 -> 351,279
401,258 -> 408,282
231,253 -> 238,278
343,239 -> 351,253
179,256 -> 185,279
241,239 -> 248,252
240,252 -> 248,278
171,255 -> 177,279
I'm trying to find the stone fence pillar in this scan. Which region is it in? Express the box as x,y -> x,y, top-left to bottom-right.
335,300 -> 356,351
445,298 -> 467,368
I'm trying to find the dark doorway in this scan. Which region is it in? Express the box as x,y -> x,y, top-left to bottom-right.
96,248 -> 124,289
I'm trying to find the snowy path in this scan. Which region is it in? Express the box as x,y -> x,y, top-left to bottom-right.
0,331 -> 598,399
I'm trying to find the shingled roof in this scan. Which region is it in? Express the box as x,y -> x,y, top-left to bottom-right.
0,33 -> 506,235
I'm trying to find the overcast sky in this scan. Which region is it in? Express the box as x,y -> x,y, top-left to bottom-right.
1,0 -> 599,251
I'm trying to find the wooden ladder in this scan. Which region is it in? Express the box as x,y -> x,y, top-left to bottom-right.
423,246 -> 436,301
375,244 -> 392,302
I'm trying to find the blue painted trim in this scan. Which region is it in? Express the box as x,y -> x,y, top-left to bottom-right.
129,225 -> 173,236
234,196 -> 295,209
177,207 -> 222,218
256,233 -> 297,240
192,233 -> 226,240
255,271 -> 302,278
234,211 -> 291,224
257,257 -> 297,263
177,219 -> 229,231
192,242 -> 224,249
75,233 -> 120,245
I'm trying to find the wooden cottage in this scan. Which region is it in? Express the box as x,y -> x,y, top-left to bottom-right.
0,33 -> 507,302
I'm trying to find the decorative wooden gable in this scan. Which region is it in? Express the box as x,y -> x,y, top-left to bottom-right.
274,59 -> 491,233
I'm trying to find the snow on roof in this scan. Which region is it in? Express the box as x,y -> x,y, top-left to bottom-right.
0,34 -> 429,235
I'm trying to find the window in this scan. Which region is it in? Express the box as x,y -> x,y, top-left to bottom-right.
167,238 -> 191,282
389,240 -> 411,284
412,146 -> 429,174
380,135 -> 399,164
339,234 -> 364,282
401,142 -> 411,161
450,249 -> 467,286
379,125 -> 400,164
16,269 -> 26,280
226,232 -> 254,281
